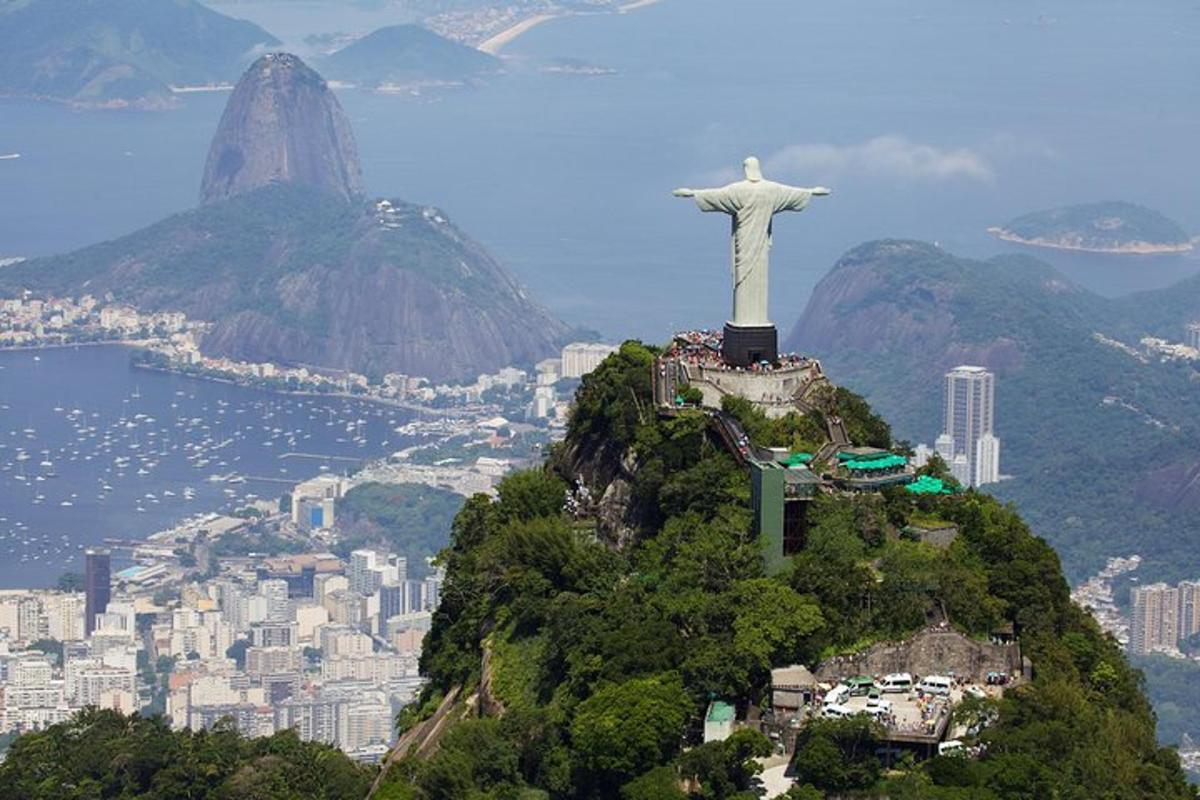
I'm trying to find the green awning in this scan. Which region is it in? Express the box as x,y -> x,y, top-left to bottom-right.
905,475 -> 956,495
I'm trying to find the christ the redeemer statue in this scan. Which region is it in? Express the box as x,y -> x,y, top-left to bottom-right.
674,156 -> 830,333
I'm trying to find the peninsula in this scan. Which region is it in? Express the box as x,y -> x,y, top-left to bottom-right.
988,201 -> 1194,255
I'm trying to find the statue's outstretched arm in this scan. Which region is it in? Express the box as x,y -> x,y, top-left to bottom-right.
673,188 -> 696,197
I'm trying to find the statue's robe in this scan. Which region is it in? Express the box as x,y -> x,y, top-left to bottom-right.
692,180 -> 813,327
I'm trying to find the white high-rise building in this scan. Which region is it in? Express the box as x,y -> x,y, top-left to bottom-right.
1177,581 -> 1200,644
1130,583 -> 1181,655
349,550 -> 404,595
561,342 -> 618,378
941,365 -> 1000,487
973,433 -> 1001,487
259,579 -> 291,622
348,550 -> 379,596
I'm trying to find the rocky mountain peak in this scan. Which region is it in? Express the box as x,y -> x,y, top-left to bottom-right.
199,52 -> 364,205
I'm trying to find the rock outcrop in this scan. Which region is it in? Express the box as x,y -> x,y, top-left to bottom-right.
0,54 -> 572,380
200,53 -> 363,205
0,186 -> 570,381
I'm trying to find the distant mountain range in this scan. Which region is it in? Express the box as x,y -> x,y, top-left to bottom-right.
0,3 -> 504,108
0,54 -> 571,381
0,0 -> 278,108
319,24 -> 500,89
787,239 -> 1200,582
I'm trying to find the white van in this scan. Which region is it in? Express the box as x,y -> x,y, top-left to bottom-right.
821,703 -> 854,719
879,673 -> 913,693
865,702 -> 893,719
823,685 -> 850,707
938,740 -> 965,756
918,675 -> 953,696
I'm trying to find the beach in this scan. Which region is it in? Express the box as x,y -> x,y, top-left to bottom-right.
619,0 -> 667,12
478,13 -> 559,55
987,227 -> 1196,256
478,0 -> 668,55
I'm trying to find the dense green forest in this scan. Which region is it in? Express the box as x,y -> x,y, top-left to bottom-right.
335,482 -> 465,576
0,709 -> 373,800
787,240 -> 1200,586
375,341 -> 1193,799
1132,655 -> 1200,752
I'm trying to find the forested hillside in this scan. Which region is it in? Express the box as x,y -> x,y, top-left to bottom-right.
786,240 -> 1200,585
0,709 -> 372,800
374,341 -> 1193,799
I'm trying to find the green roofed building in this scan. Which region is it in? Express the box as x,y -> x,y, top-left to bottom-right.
704,700 -> 737,742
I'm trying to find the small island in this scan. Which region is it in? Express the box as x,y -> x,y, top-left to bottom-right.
318,25 -> 500,91
988,201 -> 1194,255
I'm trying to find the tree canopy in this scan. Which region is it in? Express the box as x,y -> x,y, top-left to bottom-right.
374,340 -> 1193,799
0,709 -> 372,800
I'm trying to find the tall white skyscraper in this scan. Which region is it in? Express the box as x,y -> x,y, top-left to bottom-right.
258,579 -> 291,622
560,342 -> 618,378
940,365 -> 1000,487
1130,583 -> 1181,655
1177,581 -> 1200,643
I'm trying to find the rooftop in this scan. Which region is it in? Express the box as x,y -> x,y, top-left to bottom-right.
706,700 -> 736,723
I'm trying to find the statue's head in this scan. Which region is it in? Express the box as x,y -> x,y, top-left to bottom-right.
743,156 -> 763,182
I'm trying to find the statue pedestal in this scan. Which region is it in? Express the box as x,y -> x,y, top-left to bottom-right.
722,322 -> 777,367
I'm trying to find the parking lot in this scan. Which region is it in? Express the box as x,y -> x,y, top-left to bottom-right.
839,689 -> 955,737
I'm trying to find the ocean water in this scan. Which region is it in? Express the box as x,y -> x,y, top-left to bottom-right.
0,346 -> 410,587
1,0 -> 1197,339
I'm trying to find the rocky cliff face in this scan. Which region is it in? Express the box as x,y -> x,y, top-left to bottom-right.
200,53 -> 363,205
0,186 -> 570,381
1,53 -> 573,380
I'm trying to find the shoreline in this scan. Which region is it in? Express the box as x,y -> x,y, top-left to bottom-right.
987,227 -> 1195,256
478,0 -> 668,55
129,360 -> 475,419
0,339 -> 482,420
0,338 -> 146,353
478,13 -> 560,55
618,0 -> 667,11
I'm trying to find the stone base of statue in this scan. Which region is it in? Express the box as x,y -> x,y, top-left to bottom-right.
722,322 -> 778,367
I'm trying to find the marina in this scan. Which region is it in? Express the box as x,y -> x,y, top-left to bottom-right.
0,345 -> 418,587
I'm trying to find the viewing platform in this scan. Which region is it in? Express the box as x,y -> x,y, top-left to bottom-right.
654,329 -> 826,418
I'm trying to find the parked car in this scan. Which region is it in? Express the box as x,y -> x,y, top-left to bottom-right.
865,700 -> 893,716
823,685 -> 851,707
938,740 -> 965,756
918,675 -> 953,696
879,672 -> 913,693
822,703 -> 854,719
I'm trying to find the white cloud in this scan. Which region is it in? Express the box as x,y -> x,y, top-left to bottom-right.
764,135 -> 995,183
